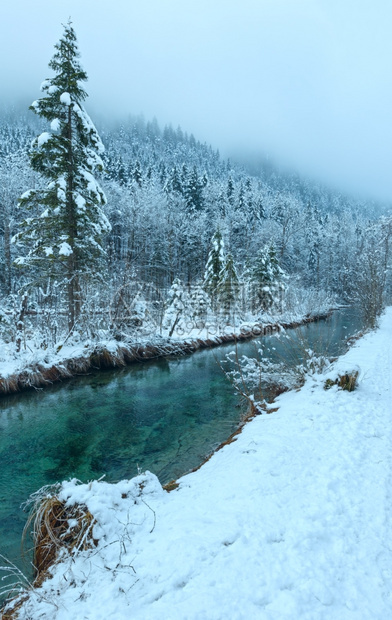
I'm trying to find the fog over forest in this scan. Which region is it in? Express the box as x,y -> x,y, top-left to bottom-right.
1,0 -> 392,202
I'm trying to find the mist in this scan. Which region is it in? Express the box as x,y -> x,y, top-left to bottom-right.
1,0 -> 392,202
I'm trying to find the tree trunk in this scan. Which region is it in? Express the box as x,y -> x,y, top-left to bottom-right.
66,102 -> 78,331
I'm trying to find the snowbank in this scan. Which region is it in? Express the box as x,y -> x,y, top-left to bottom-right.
4,308 -> 392,618
0,313 -> 320,396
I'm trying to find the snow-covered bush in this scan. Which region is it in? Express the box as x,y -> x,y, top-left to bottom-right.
222,329 -> 333,414
189,283 -> 210,327
281,282 -> 336,320
162,278 -> 187,337
324,370 -> 359,392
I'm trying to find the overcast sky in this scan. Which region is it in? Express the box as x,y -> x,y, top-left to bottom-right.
1,0 -> 392,202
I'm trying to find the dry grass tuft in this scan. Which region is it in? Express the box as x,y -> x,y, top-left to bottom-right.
121,346 -> 137,363
23,488 -> 97,586
337,371 -> 359,391
43,364 -> 70,383
1,488 -> 98,617
66,355 -> 91,374
163,480 -> 180,492
324,370 -> 359,392
0,375 -> 18,394
1,596 -> 27,619
89,346 -> 127,369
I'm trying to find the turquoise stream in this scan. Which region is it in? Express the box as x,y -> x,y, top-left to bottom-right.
0,308 -> 362,586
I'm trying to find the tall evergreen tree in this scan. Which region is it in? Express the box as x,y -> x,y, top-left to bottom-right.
133,160 -> 143,187
167,165 -> 183,194
189,283 -> 209,325
162,277 -> 186,337
203,228 -> 226,301
185,166 -> 204,211
218,252 -> 239,322
249,244 -> 284,312
227,176 -> 235,206
13,21 -> 110,330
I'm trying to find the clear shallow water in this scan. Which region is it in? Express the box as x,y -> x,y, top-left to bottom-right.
0,307 -> 363,586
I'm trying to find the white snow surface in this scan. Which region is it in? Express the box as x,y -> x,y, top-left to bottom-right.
19,190 -> 33,201
58,241 -> 73,256
11,308 -> 392,619
50,118 -> 60,132
37,132 -> 51,148
59,92 -> 71,106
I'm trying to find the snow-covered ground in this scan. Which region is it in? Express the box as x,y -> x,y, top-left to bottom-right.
6,308 -> 392,619
0,282 -> 336,389
0,302 -> 331,394
0,339 -> 93,383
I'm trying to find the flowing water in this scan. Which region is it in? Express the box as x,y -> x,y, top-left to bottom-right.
0,307 -> 363,588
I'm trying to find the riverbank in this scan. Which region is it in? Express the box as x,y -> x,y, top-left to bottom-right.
0,311 -> 331,396
3,307 -> 391,619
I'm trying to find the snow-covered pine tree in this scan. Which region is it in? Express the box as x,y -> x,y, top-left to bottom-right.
218,252 -> 239,323
166,165 -> 183,195
163,277 -> 186,337
227,176 -> 234,206
0,150 -> 34,296
203,228 -> 226,304
184,166 -> 204,212
133,160 -> 143,187
189,283 -> 209,326
249,244 -> 285,312
13,21 -> 110,331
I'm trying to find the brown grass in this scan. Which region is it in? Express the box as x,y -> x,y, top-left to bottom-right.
0,492 -> 97,619
23,493 -> 97,586
1,596 -> 27,619
163,480 -> 180,492
324,370 -> 359,392
337,371 -> 359,391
